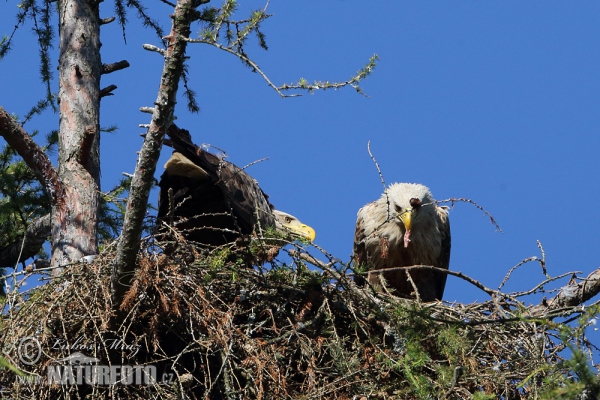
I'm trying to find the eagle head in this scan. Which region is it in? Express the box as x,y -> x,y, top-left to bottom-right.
386,183 -> 435,248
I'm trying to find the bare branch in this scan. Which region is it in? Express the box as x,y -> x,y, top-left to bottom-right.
100,85 -> 118,97
0,214 -> 51,268
367,141 -> 386,193
142,43 -> 165,56
530,267 -> 600,315
101,60 -> 130,74
288,249 -> 378,307
0,106 -> 64,204
100,17 -> 115,25
365,264 -> 510,300
498,241 -> 549,291
438,197 -> 503,233
112,0 -> 199,310
139,106 -> 156,114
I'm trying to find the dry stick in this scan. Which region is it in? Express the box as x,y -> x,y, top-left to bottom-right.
366,264 -> 507,299
498,256 -> 541,291
13,229 -> 28,270
442,366 -> 464,399
112,0 -> 198,310
507,271 -> 577,298
241,157 -> 268,171
498,241 -> 549,291
288,250 -> 377,306
367,140 -> 395,225
536,240 -> 549,277
367,141 -> 386,193
404,269 -> 422,303
438,197 -> 503,233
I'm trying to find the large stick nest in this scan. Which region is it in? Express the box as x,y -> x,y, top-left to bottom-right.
0,233 -> 596,399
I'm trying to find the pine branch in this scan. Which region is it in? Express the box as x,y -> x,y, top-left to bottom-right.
112,0 -> 198,309
101,60 -> 130,75
0,106 -> 64,204
530,267 -> 600,316
0,214 -> 51,268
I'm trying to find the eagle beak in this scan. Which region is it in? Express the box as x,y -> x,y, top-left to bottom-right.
289,224 -> 316,242
273,210 -> 316,242
399,209 -> 414,248
398,209 -> 413,232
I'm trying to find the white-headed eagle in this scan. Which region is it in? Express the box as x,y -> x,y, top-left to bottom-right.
157,125 -> 315,252
353,183 -> 451,301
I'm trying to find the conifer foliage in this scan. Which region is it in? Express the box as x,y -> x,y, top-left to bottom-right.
2,1 -> 600,399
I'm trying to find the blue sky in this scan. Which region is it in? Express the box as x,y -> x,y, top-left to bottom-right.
2,1 -> 600,314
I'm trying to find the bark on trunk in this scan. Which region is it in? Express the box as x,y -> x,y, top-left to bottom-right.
111,0 -> 197,306
52,0 -> 102,268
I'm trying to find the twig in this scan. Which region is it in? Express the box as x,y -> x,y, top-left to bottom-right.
498,241 -> 550,291
438,197 -> 503,233
365,264 -> 513,301
367,141 -> 386,193
288,249 -> 378,307
186,38 -> 296,98
241,157 -> 269,171
404,269 -> 421,303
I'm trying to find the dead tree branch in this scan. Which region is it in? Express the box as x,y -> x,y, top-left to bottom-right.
0,107 -> 64,204
0,214 -> 51,269
112,0 -> 199,310
438,197 -> 503,233
101,60 -> 130,75
531,266 -> 600,315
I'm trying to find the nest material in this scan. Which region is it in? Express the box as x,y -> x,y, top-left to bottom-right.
0,235 -> 591,399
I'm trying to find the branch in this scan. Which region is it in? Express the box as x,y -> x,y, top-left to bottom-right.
100,85 -> 118,97
530,267 -> 600,315
186,38 -> 294,98
185,42 -> 378,98
0,214 -> 51,268
100,17 -> 115,25
278,54 -> 379,97
367,141 -> 386,193
101,60 -> 130,74
365,264 -> 508,299
0,106 -> 64,204
288,249 -> 379,307
438,197 -> 503,233
112,0 -> 198,309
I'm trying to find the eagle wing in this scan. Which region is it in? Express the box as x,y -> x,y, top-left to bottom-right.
353,192 -> 451,302
162,124 -> 275,234
353,200 -> 386,286
434,205 -> 451,300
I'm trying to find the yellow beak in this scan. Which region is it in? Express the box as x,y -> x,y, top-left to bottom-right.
273,210 -> 316,242
398,209 -> 414,231
288,223 -> 316,242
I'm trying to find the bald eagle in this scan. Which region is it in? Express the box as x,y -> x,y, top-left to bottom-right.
353,183 -> 451,301
157,125 -> 315,251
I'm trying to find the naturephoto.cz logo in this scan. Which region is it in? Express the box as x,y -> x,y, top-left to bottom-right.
16,336 -> 173,386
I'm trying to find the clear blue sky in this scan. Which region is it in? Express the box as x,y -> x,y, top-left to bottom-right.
2,1 -> 600,314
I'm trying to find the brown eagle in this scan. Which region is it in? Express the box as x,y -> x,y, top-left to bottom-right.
353,183 -> 451,301
157,125 -> 315,251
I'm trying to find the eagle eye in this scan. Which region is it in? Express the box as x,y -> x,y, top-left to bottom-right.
394,204 -> 402,213
409,198 -> 421,208
284,216 -> 293,223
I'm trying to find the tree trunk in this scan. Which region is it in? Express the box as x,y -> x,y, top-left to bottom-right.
52,0 -> 102,268
111,0 -> 197,307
